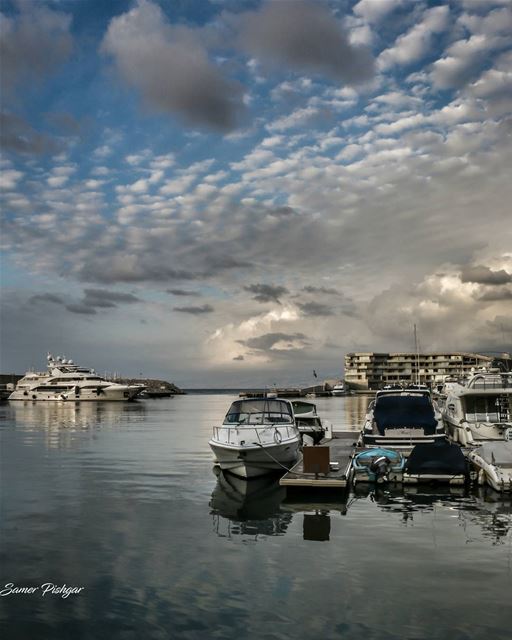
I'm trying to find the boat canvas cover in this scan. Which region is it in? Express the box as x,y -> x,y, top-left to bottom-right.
475,442 -> 512,467
405,442 -> 466,475
374,394 -> 437,435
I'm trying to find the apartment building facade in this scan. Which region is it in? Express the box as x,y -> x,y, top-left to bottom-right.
344,352 -> 493,390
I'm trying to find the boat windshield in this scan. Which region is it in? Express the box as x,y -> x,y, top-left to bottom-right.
464,395 -> 511,422
468,374 -> 512,390
224,399 -> 293,424
292,401 -> 317,416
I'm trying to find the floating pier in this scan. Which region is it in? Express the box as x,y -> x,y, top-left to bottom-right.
280,431 -> 356,489
280,433 -> 510,493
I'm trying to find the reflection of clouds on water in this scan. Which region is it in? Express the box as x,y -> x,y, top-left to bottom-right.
2,394 -> 512,640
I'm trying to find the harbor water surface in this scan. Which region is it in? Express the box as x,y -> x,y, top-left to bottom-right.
1,395 -> 511,640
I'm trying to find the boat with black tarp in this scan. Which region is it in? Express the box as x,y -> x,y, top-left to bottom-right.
359,387 -> 446,449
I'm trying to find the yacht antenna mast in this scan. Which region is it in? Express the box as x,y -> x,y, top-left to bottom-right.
414,324 -> 419,384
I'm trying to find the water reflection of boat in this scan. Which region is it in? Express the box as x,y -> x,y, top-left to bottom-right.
210,469 -> 292,538
465,487 -> 512,544
8,401 -> 146,449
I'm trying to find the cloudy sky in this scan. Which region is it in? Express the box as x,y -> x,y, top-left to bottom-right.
1,0 -> 511,386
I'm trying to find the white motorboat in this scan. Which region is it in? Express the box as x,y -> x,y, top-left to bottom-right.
469,442 -> 512,492
359,386 -> 446,449
9,353 -> 143,402
442,371 -> 512,445
209,397 -> 301,478
331,382 -> 346,396
291,399 -> 329,445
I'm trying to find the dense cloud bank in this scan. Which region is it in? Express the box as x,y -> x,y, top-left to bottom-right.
1,0 -> 511,381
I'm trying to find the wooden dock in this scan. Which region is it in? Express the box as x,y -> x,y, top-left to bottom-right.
280,431 -> 358,489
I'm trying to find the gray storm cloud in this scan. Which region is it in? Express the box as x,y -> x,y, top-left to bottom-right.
167,289 -> 201,297
66,304 -> 97,316
101,0 -> 244,131
460,264 -> 512,285
237,0 -> 375,84
0,3 -> 73,97
243,284 -> 289,304
302,286 -> 339,295
174,304 -> 214,315
296,301 -> 335,317
30,288 -> 141,315
478,287 -> 512,301
30,293 -> 64,305
239,332 -> 310,352
82,289 -> 141,306
0,112 -> 61,155
0,4 -> 72,155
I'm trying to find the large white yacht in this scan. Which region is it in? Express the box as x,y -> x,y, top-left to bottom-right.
209,397 -> 302,478
9,353 -> 143,402
442,371 -> 512,445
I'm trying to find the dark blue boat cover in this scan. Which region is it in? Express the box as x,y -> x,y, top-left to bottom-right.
374,394 -> 437,435
405,441 -> 467,476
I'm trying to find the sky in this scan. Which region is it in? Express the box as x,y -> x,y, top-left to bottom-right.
1,0 -> 511,387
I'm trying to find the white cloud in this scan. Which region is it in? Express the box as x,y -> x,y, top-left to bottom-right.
431,33 -> 509,89
378,6 -> 450,71
94,145 -> 112,158
353,0 -> 408,24
160,175 -> 196,196
0,169 -> 23,190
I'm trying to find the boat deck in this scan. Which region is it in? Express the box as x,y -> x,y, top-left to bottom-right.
280,431 -> 357,489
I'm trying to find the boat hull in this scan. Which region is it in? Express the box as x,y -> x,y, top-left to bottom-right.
209,439 -> 301,478
469,442 -> 512,492
361,432 -> 447,449
444,416 -> 512,445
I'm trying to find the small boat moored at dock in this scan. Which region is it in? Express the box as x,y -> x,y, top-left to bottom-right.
359,387 -> 446,449
291,399 -> 330,445
352,448 -> 405,483
209,397 -> 301,479
468,442 -> 512,492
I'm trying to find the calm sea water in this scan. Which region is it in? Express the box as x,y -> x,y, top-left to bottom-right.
1,395 -> 511,640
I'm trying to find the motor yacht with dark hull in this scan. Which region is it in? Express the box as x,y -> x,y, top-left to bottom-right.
442,371 -> 512,446
209,398 -> 301,479
9,354 -> 143,402
359,387 -> 446,450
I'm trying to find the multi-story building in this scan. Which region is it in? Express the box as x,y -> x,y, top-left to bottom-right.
344,352 -> 494,390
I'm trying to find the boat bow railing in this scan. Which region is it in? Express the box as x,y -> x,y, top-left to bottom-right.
212,424 -> 296,445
